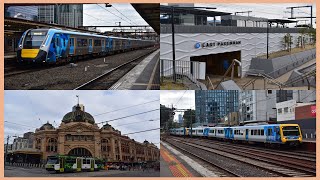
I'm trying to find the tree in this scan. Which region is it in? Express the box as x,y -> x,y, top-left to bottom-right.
282,33 -> 293,52
160,104 -> 171,130
183,109 -> 196,128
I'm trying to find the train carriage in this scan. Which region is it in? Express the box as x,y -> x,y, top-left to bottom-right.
169,124 -> 302,146
17,28 -> 156,64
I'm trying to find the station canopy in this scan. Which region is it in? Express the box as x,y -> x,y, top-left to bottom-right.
267,19 -> 297,24
160,5 -> 231,17
132,3 -> 160,34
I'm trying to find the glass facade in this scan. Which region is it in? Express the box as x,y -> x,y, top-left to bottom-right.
195,90 -> 239,125
5,4 -> 83,28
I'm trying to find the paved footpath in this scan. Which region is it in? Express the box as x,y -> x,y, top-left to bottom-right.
160,143 -> 200,177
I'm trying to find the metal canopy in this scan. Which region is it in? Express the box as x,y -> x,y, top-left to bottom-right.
268,19 -> 297,24
4,17 -> 97,34
131,3 -> 160,34
160,5 -> 231,17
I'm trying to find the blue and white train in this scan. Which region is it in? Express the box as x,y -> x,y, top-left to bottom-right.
170,124 -> 302,146
17,28 -> 156,64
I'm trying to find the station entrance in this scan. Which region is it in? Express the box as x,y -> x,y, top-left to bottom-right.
190,51 -> 241,77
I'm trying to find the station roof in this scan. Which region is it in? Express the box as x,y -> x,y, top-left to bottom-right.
4,17 -> 97,34
160,5 -> 232,17
268,19 -> 297,24
131,3 -> 160,34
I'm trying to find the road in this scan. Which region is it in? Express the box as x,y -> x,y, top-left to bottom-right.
5,166 -> 160,177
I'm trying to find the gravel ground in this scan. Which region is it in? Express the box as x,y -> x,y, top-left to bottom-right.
5,166 -> 159,177
166,138 -> 276,177
5,48 -> 157,90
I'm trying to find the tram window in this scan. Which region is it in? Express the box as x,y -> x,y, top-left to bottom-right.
251,130 -> 253,135
267,129 -> 272,136
209,130 -> 214,133
261,130 -> 264,136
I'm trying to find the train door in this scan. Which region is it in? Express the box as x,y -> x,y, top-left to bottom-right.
59,157 -> 65,172
245,129 -> 249,141
69,38 -> 75,55
76,158 -> 82,172
90,159 -> 94,171
102,39 -> 105,53
265,126 -> 276,142
88,39 -> 93,53
203,128 -> 209,137
52,34 -> 62,58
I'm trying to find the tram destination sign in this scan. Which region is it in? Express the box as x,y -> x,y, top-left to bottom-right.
195,40 -> 241,49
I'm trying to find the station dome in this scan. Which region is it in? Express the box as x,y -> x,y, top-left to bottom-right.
39,121 -> 55,130
62,104 -> 95,124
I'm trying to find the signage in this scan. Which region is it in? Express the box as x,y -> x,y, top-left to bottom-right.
195,41 -> 241,49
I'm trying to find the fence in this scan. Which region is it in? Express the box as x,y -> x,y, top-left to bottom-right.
160,59 -> 201,87
5,162 -> 45,168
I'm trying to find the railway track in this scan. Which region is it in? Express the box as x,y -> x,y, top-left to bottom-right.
74,48 -> 157,90
174,135 -> 315,159
165,137 -> 315,177
194,138 -> 316,161
162,141 -> 241,177
173,137 -> 316,174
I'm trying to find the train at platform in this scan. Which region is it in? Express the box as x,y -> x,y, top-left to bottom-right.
169,124 -> 302,146
17,28 -> 156,64
45,155 -> 104,173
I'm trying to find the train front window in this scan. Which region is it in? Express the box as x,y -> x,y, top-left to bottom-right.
282,126 -> 300,136
23,30 -> 48,49
47,157 -> 58,164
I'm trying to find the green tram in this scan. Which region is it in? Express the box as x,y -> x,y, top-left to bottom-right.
45,155 -> 105,173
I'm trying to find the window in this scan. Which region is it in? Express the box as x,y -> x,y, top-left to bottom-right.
267,128 -> 273,136
77,39 -> 88,47
94,39 -> 101,46
278,109 -> 282,114
268,90 -> 273,94
284,107 -> 289,113
209,130 -> 214,133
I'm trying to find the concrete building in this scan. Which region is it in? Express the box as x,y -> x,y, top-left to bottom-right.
195,90 -> 239,125
12,132 -> 34,151
160,5 -> 315,81
239,90 -> 277,123
276,90 -> 316,122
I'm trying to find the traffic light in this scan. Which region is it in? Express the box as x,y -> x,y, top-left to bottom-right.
106,3 -> 112,7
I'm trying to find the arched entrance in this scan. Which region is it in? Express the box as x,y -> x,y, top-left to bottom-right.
68,148 -> 92,157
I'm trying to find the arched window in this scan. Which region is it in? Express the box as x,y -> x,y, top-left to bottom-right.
47,138 -> 57,152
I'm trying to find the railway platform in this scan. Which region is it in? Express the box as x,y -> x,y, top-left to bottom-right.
110,49 -> 160,90
302,139 -> 316,152
160,141 -> 213,177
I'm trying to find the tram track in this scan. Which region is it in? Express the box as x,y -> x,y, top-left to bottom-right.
164,137 -> 315,177
73,48 -> 157,90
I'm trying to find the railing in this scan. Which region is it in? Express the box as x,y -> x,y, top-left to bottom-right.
5,162 -> 45,168
215,59 -> 241,89
160,59 -> 201,87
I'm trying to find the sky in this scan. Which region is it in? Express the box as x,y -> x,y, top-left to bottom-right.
4,91 -> 160,148
160,90 -> 195,121
83,3 -> 149,32
162,3 -> 316,28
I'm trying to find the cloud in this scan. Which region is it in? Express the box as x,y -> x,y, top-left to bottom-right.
160,90 -> 195,121
83,3 -> 149,32
4,90 -> 160,148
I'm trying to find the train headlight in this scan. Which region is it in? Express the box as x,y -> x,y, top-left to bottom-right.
19,45 -> 22,48
282,137 -> 287,143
